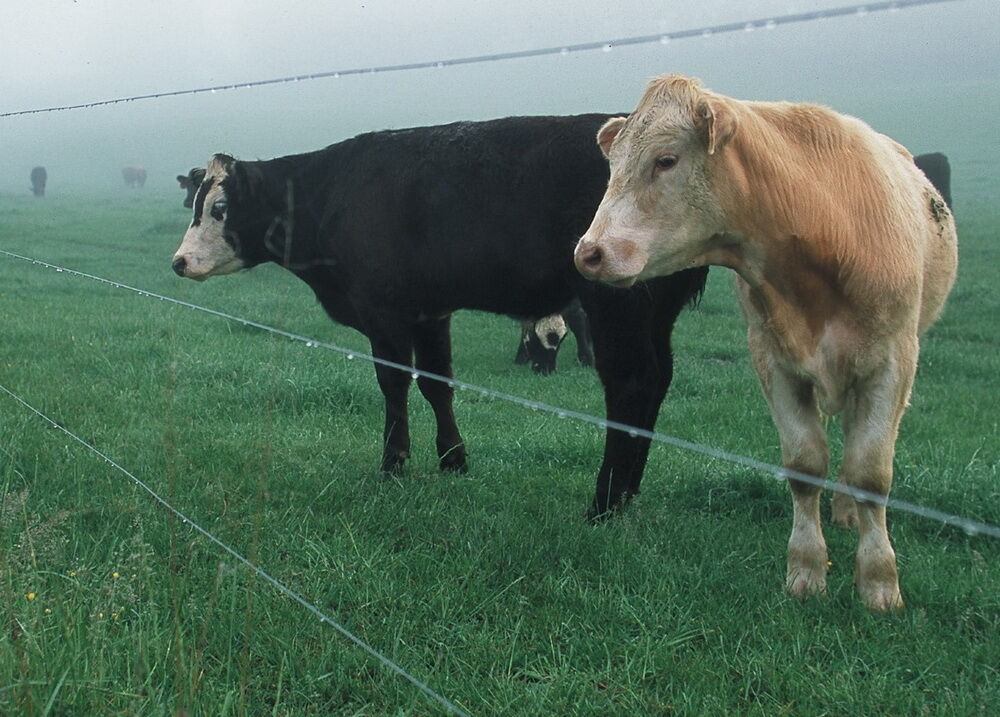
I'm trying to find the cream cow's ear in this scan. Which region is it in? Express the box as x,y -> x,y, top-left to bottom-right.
596,116 -> 627,158
696,98 -> 737,155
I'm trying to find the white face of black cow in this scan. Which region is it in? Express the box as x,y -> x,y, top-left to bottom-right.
533,314 -> 567,352
171,157 -> 244,281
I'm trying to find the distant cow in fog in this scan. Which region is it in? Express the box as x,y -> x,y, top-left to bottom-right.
177,167 -> 206,208
514,299 -> 594,374
30,166 -> 47,197
122,166 -> 147,188
914,153 -> 952,209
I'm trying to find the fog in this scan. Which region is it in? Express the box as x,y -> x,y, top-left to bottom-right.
2,0 -> 997,195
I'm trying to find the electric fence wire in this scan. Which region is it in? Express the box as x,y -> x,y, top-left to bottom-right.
0,0 -> 964,118
2,248 -> 997,541
0,378 -> 471,717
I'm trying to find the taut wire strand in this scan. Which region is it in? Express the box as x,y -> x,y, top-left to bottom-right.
0,380 -> 471,717
2,248 -> 996,540
0,1 -> 963,118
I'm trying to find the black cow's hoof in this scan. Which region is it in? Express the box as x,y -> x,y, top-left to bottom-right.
379,453 -> 407,475
586,492 -> 635,523
586,505 -> 614,524
439,446 -> 469,473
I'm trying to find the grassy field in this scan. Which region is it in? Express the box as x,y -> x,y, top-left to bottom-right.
1,152 -> 998,713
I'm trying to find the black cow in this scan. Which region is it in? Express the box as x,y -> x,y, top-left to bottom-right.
30,166 -> 47,197
514,299 -> 593,375
177,167 -> 206,208
171,115 -> 708,518
122,166 -> 147,188
914,152 -> 952,209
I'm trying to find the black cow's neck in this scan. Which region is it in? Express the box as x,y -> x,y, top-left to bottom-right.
240,153 -> 331,271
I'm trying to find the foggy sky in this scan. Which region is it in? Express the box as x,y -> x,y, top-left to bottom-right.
2,0 -> 997,193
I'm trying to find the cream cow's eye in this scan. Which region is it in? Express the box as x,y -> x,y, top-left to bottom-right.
654,155 -> 678,172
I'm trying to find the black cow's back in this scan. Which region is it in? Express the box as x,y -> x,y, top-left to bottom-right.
260,114 -> 619,321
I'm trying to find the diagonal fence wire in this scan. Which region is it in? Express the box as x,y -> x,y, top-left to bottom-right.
2,248 -> 997,540
0,378 -> 471,717
0,0 -> 964,118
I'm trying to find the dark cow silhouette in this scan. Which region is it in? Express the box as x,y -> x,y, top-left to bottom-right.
122,166 -> 147,188
172,115 -> 707,518
177,167 -> 206,208
514,299 -> 593,374
914,153 -> 952,209
30,166 -> 47,197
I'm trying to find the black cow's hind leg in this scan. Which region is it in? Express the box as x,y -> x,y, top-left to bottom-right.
413,315 -> 468,472
583,270 -> 706,518
582,291 -> 662,520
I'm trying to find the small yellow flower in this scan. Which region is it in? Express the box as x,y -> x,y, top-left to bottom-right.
827,561 -> 833,567
112,612 -> 119,620
44,608 -> 52,615
69,571 -> 77,577
112,572 -> 120,579
26,592 -> 36,601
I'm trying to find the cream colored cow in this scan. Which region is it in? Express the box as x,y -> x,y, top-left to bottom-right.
575,75 -> 957,611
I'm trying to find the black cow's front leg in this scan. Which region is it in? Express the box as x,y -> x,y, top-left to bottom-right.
367,329 -> 415,474
412,315 -> 468,472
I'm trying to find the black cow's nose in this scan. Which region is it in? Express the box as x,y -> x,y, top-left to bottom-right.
172,257 -> 187,276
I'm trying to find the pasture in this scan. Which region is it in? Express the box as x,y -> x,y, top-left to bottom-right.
2,127 -> 999,713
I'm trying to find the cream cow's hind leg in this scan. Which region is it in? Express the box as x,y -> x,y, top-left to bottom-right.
839,342 -> 916,612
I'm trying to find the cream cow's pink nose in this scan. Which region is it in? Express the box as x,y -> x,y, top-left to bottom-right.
574,242 -> 605,279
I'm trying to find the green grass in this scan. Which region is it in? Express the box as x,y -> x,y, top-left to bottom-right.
1,163 -> 998,714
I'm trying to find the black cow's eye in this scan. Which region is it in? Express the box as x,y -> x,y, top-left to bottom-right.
654,155 -> 678,172
210,200 -> 227,220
